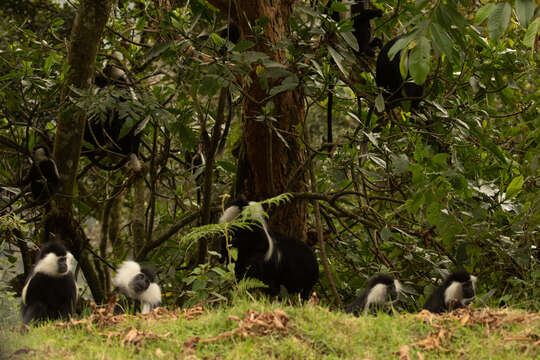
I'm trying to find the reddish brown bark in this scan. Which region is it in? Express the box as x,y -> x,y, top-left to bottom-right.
209,0 -> 308,240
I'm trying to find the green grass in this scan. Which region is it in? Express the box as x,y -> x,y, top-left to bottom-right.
1,299 -> 538,359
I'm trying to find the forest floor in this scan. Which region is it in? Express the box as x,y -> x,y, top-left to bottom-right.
1,299 -> 539,359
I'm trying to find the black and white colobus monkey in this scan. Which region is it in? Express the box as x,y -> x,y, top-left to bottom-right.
82,65 -> 147,171
112,261 -> 162,314
345,274 -> 402,315
22,145 -> 60,206
423,270 -> 477,314
375,36 -> 424,109
219,200 -> 319,300
21,242 -> 77,324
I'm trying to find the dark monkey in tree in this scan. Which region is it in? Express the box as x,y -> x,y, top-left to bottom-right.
22,145 -> 60,206
82,65 -> 147,171
375,37 -> 424,109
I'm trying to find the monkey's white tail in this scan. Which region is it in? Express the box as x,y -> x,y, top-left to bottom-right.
219,201 -> 275,262
247,201 -> 275,262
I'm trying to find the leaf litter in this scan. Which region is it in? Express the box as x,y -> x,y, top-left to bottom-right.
405,307 -> 539,355
182,309 -> 289,355
53,297 -> 205,347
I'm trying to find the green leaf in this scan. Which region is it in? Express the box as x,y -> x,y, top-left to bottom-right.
430,23 -> 454,59
341,31 -> 359,52
327,45 -> 346,76
390,153 -> 409,174
388,37 -> 410,61
380,226 -> 392,242
331,1 -> 348,13
210,32 -> 225,48
144,41 -> 172,63
474,3 -> 495,25
488,3 -> 511,42
516,0 -> 534,28
200,75 -> 221,96
459,118 -> 507,164
43,55 -> 56,73
192,278 -> 207,292
409,37 -> 430,85
505,175 -> 524,199
431,153 -> 449,170
232,40 -> 255,52
399,48 -> 409,81
375,93 -> 385,112
523,18 -> 540,48
269,74 -> 299,96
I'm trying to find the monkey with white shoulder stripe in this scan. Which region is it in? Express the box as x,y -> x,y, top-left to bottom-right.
21,242 -> 77,324
345,274 -> 403,315
423,270 -> 477,313
219,199 -> 318,300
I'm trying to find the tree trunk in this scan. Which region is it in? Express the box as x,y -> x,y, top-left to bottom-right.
132,174 -> 146,256
48,0 -> 113,303
208,0 -> 308,240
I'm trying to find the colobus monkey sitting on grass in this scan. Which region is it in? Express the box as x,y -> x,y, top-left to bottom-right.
21,242 -> 77,324
219,200 -> 319,301
112,261 -> 161,314
345,274 -> 402,315
423,270 -> 477,314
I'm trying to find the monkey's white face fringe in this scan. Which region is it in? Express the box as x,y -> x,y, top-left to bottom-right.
113,260 -> 161,312
34,252 -> 73,277
219,202 -> 275,262
444,278 -> 477,306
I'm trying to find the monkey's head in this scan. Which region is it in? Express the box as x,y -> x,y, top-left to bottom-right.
35,242 -> 74,277
364,274 -> 403,311
444,270 -> 478,307
32,145 -> 51,163
128,268 -> 155,294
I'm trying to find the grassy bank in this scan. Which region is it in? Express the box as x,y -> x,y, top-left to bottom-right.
1,299 -> 538,359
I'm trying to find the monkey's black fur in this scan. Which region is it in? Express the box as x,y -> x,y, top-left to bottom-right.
220,200 -> 318,300
22,145 -> 60,205
82,65 -> 146,171
345,274 -> 401,315
351,1 -> 383,56
326,1 -> 382,144
423,270 -> 477,314
375,37 -> 424,109
21,242 -> 77,324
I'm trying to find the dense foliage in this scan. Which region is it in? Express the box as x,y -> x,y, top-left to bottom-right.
0,0 -> 538,311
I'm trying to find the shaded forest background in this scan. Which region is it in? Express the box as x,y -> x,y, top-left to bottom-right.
0,0 -> 538,311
